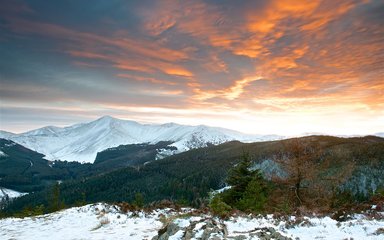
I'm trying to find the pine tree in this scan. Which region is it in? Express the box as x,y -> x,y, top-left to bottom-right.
133,192 -> 144,208
220,152 -> 268,213
237,172 -> 267,212
49,182 -> 65,212
224,152 -> 254,204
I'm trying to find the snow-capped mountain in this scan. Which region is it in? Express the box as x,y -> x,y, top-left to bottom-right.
0,116 -> 282,163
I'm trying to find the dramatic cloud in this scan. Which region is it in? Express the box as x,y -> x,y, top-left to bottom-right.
0,0 -> 383,135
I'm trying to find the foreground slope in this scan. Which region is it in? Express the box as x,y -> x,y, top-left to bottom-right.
1,203 -> 383,240
0,116 -> 279,163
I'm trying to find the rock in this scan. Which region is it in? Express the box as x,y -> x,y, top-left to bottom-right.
184,230 -> 193,240
153,222 -> 181,240
232,235 -> 247,240
246,227 -> 292,240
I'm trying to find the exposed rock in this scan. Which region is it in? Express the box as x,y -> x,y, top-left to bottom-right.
152,222 -> 181,240
233,227 -> 292,240
153,216 -> 292,240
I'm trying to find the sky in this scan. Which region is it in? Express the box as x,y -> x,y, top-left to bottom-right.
0,0 -> 383,135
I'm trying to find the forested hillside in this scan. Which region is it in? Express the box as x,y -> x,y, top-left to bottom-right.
2,135 -> 383,216
0,140 -> 177,192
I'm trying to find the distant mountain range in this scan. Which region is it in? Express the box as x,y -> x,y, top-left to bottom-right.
0,116 -> 281,163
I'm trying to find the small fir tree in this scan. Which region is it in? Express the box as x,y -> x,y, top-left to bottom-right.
133,192 -> 144,208
219,152 -> 269,213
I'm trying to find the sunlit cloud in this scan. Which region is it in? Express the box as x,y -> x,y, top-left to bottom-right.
0,0 -> 383,135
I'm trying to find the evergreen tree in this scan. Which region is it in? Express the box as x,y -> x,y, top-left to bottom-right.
224,152 -> 254,204
133,192 -> 144,208
237,173 -> 267,212
49,182 -> 65,212
220,152 -> 268,213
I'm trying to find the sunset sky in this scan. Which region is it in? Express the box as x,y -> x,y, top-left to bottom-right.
0,0 -> 383,135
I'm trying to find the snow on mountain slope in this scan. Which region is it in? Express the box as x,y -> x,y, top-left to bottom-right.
0,187 -> 27,201
0,130 -> 17,139
0,116 -> 282,163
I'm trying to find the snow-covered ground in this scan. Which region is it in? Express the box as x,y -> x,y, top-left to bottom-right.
0,203 -> 165,240
0,203 -> 383,240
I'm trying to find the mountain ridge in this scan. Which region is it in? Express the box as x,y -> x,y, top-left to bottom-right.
0,116 -> 281,163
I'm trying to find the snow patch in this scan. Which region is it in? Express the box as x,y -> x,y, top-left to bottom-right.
0,150 -> 8,157
0,188 -> 27,200
168,230 -> 184,240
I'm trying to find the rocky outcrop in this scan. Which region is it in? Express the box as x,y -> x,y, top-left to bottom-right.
152,216 -> 292,240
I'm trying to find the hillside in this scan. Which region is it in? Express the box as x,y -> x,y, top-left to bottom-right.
0,139 -> 185,192
93,141 -> 176,171
0,139 -> 66,192
4,135 -> 383,214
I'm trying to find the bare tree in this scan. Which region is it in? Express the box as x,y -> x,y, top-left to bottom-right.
273,138 -> 320,207
272,137 -> 356,211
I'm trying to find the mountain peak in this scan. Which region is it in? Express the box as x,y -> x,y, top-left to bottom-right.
92,116 -> 121,126
97,115 -> 115,121
93,116 -> 140,126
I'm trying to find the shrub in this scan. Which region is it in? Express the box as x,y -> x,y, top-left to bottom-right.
209,194 -> 232,218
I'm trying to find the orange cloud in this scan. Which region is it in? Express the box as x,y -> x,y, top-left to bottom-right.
163,67 -> 193,77
192,75 -> 263,101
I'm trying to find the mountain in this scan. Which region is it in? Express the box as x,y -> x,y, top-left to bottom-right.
0,116 -> 282,163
